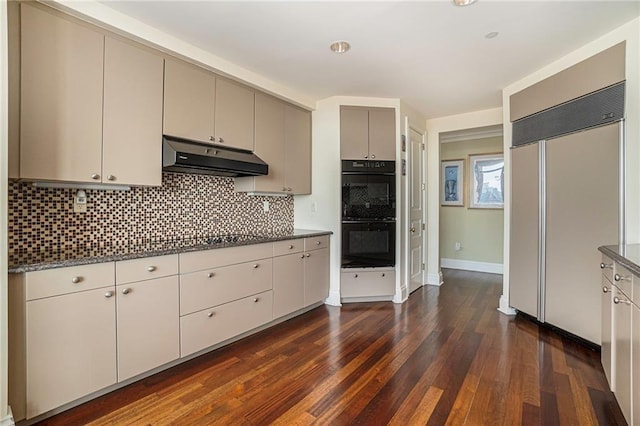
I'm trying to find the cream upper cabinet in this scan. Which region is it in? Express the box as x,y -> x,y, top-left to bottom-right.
163,58 -> 216,144
20,4 -> 104,183
215,79 -> 255,151
340,106 -> 395,161
235,95 -> 311,194
163,59 -> 255,151
103,37 -> 164,186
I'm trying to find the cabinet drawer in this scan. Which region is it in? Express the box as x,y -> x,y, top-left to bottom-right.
613,263 -> 633,299
26,263 -> 115,301
180,290 -> 273,357
179,243 -> 273,273
180,259 -> 272,315
600,254 -> 614,284
273,239 -> 304,257
116,254 -> 178,285
305,235 -> 329,252
341,270 -> 395,298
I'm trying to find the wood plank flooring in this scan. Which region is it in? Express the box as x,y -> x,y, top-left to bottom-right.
36,269 -> 626,425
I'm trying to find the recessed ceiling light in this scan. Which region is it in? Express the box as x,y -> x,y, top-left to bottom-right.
485,31 -> 499,39
453,0 -> 477,6
330,41 -> 351,54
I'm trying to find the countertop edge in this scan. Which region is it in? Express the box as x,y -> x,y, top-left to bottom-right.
9,229 -> 333,273
598,245 -> 640,277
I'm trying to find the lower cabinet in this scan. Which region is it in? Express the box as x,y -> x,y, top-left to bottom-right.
612,284 -> 633,425
180,291 -> 273,357
601,273 -> 614,390
273,252 -> 305,319
633,302 -> 640,424
341,269 -> 395,298
304,247 -> 329,306
26,287 -> 117,419
116,276 -> 180,381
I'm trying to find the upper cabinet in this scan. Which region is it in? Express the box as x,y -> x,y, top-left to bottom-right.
235,94 -> 311,195
340,106 -> 395,161
163,58 -> 255,151
18,4 -> 163,186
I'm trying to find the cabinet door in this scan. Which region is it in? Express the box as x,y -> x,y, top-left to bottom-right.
509,143 -> 539,317
273,253 -> 305,319
340,107 -> 369,160
368,107 -> 396,161
163,58 -> 215,144
103,37 -> 163,186
214,79 -> 254,151
253,93 -> 285,192
613,285 -> 632,424
304,248 -> 329,306
601,275 -> 614,390
285,106 -> 312,194
633,303 -> 640,424
20,5 -> 104,183
26,287 -> 116,419
116,276 -> 179,381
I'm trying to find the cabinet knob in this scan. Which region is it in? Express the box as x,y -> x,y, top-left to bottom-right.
371,154 -> 376,159
218,137 -> 224,143
283,187 -> 288,192
107,175 -> 115,181
364,155 -> 368,159
382,273 -> 385,277
91,173 -> 100,180
316,241 -> 321,246
207,311 -> 214,318
354,274 -> 358,278
146,266 -> 156,272
209,136 -> 215,141
253,264 -> 259,268
306,253 -> 311,258
71,276 -> 82,284
208,272 -> 214,278
253,297 -> 259,303
600,262 -> 612,269
613,296 -> 631,305
300,254 -> 305,258
614,273 -> 625,282
104,291 -> 114,298
602,286 -> 609,293
122,288 -> 132,295
289,244 -> 294,249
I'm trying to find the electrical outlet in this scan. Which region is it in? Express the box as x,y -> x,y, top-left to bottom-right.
74,190 -> 87,213
454,242 -> 461,251
263,201 -> 270,212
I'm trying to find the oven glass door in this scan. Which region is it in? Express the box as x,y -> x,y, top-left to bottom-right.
341,221 -> 395,268
342,174 -> 396,220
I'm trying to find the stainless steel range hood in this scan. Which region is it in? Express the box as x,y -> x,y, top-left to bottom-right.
162,135 -> 268,177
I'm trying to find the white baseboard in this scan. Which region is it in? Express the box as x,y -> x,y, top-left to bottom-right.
427,272 -> 443,286
324,291 -> 342,307
498,294 -> 517,315
1,407 -> 15,426
441,258 -> 504,274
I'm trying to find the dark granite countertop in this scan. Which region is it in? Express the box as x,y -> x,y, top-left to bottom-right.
9,229 -> 332,273
598,244 -> 640,277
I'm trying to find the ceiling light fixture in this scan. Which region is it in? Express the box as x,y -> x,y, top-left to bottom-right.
330,41 -> 351,54
453,0 -> 477,6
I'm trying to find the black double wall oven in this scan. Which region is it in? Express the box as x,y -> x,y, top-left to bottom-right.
341,160 -> 396,268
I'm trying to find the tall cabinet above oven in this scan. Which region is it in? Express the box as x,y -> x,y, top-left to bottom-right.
339,106 -> 397,302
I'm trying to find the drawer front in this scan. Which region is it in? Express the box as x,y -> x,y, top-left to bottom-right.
341,270 -> 395,298
116,254 -> 178,285
180,259 -> 273,315
180,290 -> 273,357
305,235 -> 329,252
26,263 -> 115,301
273,239 -> 304,257
600,254 -> 614,283
613,262 -> 633,299
179,243 -> 273,273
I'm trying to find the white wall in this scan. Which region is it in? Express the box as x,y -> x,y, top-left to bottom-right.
425,108 -> 503,286
294,96 -> 403,305
501,17 -> 640,315
0,0 -> 11,422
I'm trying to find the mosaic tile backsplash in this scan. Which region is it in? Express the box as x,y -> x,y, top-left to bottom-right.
8,173 -> 294,257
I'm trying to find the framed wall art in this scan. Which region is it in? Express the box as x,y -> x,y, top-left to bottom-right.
469,153 -> 504,209
441,159 -> 464,206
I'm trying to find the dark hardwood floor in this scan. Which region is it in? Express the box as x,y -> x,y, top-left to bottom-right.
36,269 -> 625,425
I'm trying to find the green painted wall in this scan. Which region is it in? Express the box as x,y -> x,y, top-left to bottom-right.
439,136 -> 504,264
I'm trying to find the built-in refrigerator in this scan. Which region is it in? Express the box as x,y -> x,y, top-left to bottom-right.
509,82 -> 624,344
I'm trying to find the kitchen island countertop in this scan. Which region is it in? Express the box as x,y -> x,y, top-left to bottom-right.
9,229 -> 332,273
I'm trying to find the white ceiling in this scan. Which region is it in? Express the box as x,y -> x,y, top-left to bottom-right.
98,0 -> 640,119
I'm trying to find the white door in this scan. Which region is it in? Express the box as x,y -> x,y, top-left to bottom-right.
409,128 -> 425,293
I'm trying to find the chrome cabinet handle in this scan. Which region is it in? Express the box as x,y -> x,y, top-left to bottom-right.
207,311 -> 214,317
316,241 -> 321,246
300,254 -> 305,259
382,273 -> 385,277
253,297 -> 259,303
289,245 -> 294,249
410,227 -> 416,233
209,136 -> 215,141
71,276 -> 82,284
147,266 -> 156,272
371,154 -> 376,159
91,173 -> 100,180
614,273 -> 625,281
107,175 -> 115,181
253,264 -> 259,269
603,286 -> 609,293
613,296 -> 631,305
600,262 -> 612,269
364,155 -> 368,159
208,272 -> 214,278
306,253 -> 311,258
122,288 -> 131,295
104,291 -> 114,298
218,137 -> 224,143
354,274 -> 358,278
